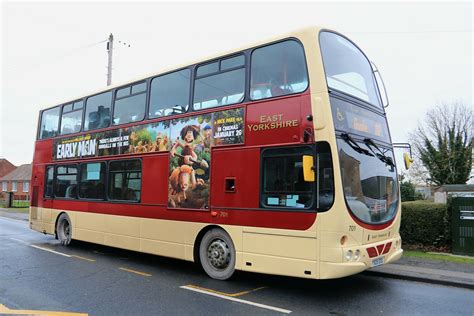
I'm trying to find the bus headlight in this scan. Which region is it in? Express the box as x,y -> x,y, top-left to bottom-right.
345,250 -> 353,261
354,249 -> 361,261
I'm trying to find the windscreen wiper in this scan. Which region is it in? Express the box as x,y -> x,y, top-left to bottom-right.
341,133 -> 373,156
363,138 -> 395,167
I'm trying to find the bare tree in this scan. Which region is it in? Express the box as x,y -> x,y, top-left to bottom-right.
403,159 -> 430,185
410,102 -> 472,185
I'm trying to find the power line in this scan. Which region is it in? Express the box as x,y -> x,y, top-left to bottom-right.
46,39 -> 108,62
5,38 -> 108,75
347,30 -> 473,34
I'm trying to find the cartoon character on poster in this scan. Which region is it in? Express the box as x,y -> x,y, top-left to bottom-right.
168,114 -> 212,209
126,122 -> 170,154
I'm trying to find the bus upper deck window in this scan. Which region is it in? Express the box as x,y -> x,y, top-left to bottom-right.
60,100 -> 83,135
149,69 -> 191,118
113,82 -> 147,125
193,55 -> 246,110
84,91 -> 112,131
250,40 -> 308,100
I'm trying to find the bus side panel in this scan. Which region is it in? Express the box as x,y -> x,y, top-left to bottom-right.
246,94 -> 313,146
242,231 -> 318,279
211,147 -> 260,209
34,140 -> 54,166
141,154 -> 169,205
29,164 -> 44,214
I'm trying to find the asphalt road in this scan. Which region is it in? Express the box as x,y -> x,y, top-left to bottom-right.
1,217 -> 473,316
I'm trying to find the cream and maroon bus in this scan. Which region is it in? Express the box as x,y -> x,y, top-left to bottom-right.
30,26 -> 402,280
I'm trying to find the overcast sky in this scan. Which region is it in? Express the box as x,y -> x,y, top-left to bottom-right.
1,1 -> 472,167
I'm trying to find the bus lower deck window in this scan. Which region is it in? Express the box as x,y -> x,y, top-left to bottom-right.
108,160 -> 142,201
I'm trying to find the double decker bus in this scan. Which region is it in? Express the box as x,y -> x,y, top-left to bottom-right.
30,27 -> 402,280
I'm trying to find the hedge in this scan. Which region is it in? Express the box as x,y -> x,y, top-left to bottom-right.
400,201 -> 450,247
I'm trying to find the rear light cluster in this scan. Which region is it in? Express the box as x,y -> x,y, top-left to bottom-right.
366,242 -> 392,258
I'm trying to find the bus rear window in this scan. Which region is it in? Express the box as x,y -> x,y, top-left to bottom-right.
44,166 -> 54,197
250,40 -> 308,100
39,107 -> 60,139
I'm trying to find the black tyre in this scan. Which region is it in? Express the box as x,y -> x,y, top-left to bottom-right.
56,213 -> 72,246
199,228 -> 236,280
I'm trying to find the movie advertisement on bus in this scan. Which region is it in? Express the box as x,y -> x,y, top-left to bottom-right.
53,108 -> 245,210
212,108 -> 244,146
53,121 -> 172,160
167,108 -> 244,209
53,108 -> 244,162
168,114 -> 212,209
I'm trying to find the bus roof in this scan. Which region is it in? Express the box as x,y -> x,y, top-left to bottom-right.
39,26 -> 327,111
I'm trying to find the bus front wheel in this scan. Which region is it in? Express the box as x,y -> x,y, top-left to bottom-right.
56,213 -> 72,246
199,228 -> 235,280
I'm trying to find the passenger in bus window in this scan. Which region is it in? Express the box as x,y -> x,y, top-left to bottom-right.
65,185 -> 76,198
270,72 -> 293,97
123,187 -> 136,200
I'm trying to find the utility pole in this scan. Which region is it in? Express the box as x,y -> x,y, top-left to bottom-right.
106,33 -> 114,86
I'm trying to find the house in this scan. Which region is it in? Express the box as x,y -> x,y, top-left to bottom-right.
433,184 -> 474,203
0,164 -> 33,200
415,185 -> 432,200
0,158 -> 16,178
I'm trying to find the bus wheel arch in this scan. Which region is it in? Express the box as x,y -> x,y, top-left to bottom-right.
55,212 -> 72,246
194,225 -> 236,280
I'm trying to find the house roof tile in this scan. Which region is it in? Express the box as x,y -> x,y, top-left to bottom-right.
0,164 -> 32,181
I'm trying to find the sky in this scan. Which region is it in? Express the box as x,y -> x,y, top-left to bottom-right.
1,1 -> 472,167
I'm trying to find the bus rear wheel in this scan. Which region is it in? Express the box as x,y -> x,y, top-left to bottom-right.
56,213 -> 72,246
199,228 -> 235,280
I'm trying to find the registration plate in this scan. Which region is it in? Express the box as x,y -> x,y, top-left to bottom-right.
372,257 -> 384,267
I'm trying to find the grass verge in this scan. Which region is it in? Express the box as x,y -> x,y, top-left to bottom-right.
404,250 -> 474,265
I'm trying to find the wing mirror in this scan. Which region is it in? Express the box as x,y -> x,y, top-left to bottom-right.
393,143 -> 414,170
403,152 -> 414,170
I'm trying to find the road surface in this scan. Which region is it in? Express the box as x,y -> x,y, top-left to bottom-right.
0,217 -> 472,315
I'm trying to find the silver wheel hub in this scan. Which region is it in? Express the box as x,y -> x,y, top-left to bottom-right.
207,240 -> 230,269
64,222 -> 70,237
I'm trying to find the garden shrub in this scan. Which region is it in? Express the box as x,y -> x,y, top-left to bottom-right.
400,201 -> 450,247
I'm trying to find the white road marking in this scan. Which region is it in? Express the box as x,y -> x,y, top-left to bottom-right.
30,244 -> 71,257
9,237 -> 29,245
10,238 -> 94,262
180,285 -> 292,314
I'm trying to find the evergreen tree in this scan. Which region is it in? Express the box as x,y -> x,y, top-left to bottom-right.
400,181 -> 416,201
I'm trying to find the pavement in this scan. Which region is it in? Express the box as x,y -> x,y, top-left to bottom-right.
366,255 -> 474,290
0,208 -> 29,222
1,207 -> 473,290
